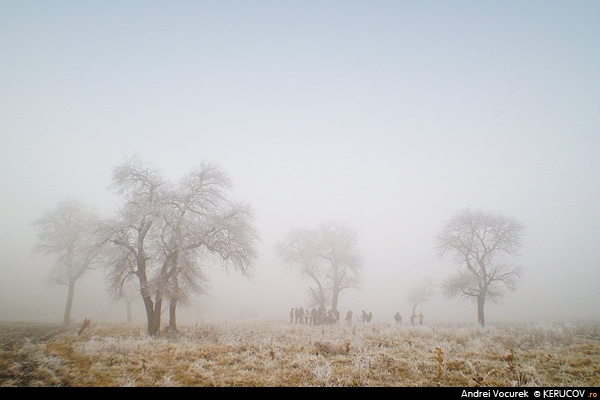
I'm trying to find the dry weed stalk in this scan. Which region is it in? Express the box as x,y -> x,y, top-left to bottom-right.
504,348 -> 531,386
435,347 -> 444,379
78,319 -> 91,336
505,348 -> 516,374
472,375 -> 484,387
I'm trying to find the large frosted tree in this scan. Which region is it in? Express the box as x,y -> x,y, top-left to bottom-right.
158,164 -> 259,331
102,155 -> 258,335
275,221 -> 362,315
101,156 -> 167,335
435,207 -> 525,327
32,199 -> 103,326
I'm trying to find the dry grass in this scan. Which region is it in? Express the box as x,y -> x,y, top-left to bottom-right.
1,319 -> 599,387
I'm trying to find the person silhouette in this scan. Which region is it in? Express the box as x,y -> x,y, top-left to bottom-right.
345,310 -> 353,325
394,311 -> 402,324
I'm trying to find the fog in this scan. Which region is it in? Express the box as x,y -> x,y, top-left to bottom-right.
1,1 -> 599,327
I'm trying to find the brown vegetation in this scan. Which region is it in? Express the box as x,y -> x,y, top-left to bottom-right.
1,320 -> 598,387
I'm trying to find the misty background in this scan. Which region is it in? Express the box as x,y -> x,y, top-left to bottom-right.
1,1 -> 599,326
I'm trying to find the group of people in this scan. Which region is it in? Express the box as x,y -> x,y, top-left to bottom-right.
290,307 -> 426,326
360,310 -> 373,323
289,306 -> 340,325
341,309 -> 373,325
289,307 -> 376,326
398,312 -> 424,325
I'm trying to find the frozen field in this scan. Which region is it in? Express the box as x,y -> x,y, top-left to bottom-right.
1,320 -> 598,387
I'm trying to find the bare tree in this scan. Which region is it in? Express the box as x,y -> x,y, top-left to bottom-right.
120,282 -> 139,324
317,221 -> 362,315
406,277 -> 435,325
32,199 -> 103,326
275,227 -> 327,310
275,221 -> 362,316
101,155 -> 168,335
435,207 -> 525,327
160,164 -> 259,331
102,155 -> 258,335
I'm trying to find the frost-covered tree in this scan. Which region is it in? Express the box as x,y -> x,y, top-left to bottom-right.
275,221 -> 362,315
101,155 -> 167,335
32,199 -> 103,326
318,221 -> 362,315
102,155 -> 258,335
275,226 -> 327,309
159,164 -> 258,331
120,282 -> 139,323
406,277 -> 435,324
435,207 -> 525,327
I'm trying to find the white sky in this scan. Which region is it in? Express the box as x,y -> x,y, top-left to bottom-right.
1,1 -> 599,325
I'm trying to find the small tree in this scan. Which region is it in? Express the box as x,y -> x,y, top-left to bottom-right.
318,221 -> 362,315
275,221 -> 362,316
406,277 -> 435,324
32,199 -> 103,326
275,227 -> 327,310
120,283 -> 139,323
435,207 -> 525,327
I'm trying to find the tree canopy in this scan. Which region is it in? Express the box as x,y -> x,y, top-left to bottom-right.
436,207 -> 525,327
275,221 -> 362,314
32,199 -> 103,325
101,155 -> 259,335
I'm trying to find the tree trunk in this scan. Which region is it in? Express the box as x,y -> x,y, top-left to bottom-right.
141,294 -> 156,335
410,302 -> 420,326
149,296 -> 162,336
331,290 -> 339,314
125,298 -> 132,323
63,280 -> 76,326
169,300 -> 177,331
313,279 -> 326,311
137,255 -> 161,336
477,295 -> 486,327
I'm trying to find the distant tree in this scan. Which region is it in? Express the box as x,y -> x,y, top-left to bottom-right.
275,221 -> 362,315
275,227 -> 327,309
406,277 -> 435,323
101,155 -> 258,335
32,199 -> 103,326
318,221 -> 362,315
120,283 -> 138,324
435,207 -> 525,327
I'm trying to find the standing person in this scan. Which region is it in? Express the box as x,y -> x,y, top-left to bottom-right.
327,309 -> 335,324
410,314 -> 416,326
418,312 -> 424,325
345,310 -> 353,325
394,311 -> 402,324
